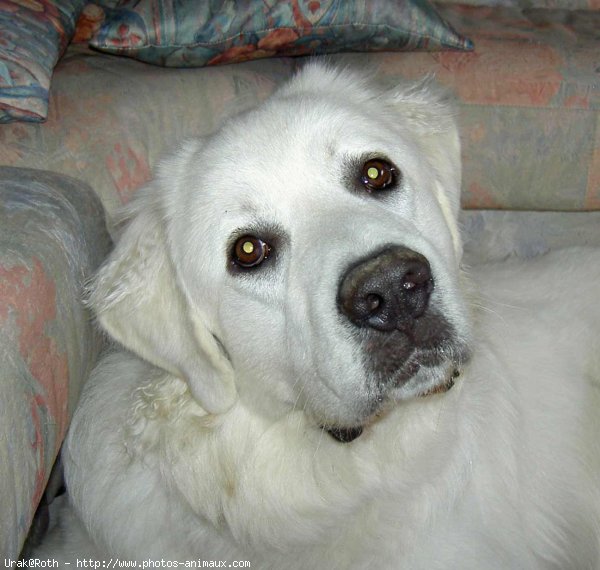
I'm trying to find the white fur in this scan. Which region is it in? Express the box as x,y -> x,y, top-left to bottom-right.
37,64 -> 600,568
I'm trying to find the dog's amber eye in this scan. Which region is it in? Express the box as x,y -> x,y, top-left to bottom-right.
233,236 -> 271,268
360,158 -> 398,192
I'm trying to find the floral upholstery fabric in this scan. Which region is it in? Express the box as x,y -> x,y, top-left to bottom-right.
89,0 -> 472,67
0,167 -> 111,557
0,0 -> 85,123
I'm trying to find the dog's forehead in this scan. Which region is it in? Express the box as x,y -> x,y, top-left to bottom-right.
179,86 -> 433,246
202,92 -> 416,197
229,100 -> 352,160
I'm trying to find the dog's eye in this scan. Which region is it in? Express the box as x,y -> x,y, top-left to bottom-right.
360,159 -> 398,192
233,235 -> 271,268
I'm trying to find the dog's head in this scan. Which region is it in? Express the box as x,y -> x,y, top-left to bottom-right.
90,64 -> 472,439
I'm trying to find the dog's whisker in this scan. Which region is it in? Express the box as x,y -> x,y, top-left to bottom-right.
291,375 -> 309,415
472,292 -> 529,314
312,424 -> 326,459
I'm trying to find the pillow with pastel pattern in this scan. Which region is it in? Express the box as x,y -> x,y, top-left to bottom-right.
0,0 -> 85,123
90,0 -> 473,67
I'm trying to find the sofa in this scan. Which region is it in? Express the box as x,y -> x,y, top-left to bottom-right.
0,0 -> 598,559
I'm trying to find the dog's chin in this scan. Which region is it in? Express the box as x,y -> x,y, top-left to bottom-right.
388,359 -> 460,400
322,359 -> 463,444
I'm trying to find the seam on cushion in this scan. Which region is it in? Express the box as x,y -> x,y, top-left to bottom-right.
93,23 -> 471,50
583,113 -> 599,209
459,101 -> 596,111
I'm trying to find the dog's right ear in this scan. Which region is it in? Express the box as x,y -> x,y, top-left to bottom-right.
88,188 -> 236,415
388,79 -> 464,260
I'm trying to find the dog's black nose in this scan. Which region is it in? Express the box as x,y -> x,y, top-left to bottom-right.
338,246 -> 433,332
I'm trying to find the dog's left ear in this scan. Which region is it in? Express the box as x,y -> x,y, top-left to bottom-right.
89,153 -> 237,414
389,81 -> 463,258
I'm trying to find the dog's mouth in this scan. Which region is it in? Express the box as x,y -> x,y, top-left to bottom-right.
323,364 -> 461,444
319,304 -> 471,444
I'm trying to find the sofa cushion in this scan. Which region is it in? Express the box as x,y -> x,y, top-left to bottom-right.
461,210 -> 600,264
0,0 -> 85,123
328,4 -> 599,210
434,0 -> 597,10
89,0 -> 472,67
0,167 -> 111,557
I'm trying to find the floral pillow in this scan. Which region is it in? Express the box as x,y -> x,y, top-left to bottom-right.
0,0 -> 85,123
89,0 -> 473,67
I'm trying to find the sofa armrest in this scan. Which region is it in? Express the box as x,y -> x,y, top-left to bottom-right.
0,167 -> 111,558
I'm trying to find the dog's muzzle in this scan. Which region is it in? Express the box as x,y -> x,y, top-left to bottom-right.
337,246 -> 455,384
328,246 -> 466,443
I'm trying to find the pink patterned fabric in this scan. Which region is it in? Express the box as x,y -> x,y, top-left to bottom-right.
0,48 -> 295,228
330,5 -> 599,209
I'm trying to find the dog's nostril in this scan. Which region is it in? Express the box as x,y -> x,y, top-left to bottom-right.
403,273 -> 424,290
365,293 -> 383,312
402,266 -> 433,296
402,263 -> 432,291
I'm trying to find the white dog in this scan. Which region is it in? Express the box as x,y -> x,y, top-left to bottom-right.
37,64 -> 600,568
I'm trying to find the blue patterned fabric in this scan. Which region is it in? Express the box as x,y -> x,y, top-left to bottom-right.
0,0 -> 85,123
90,0 -> 473,67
